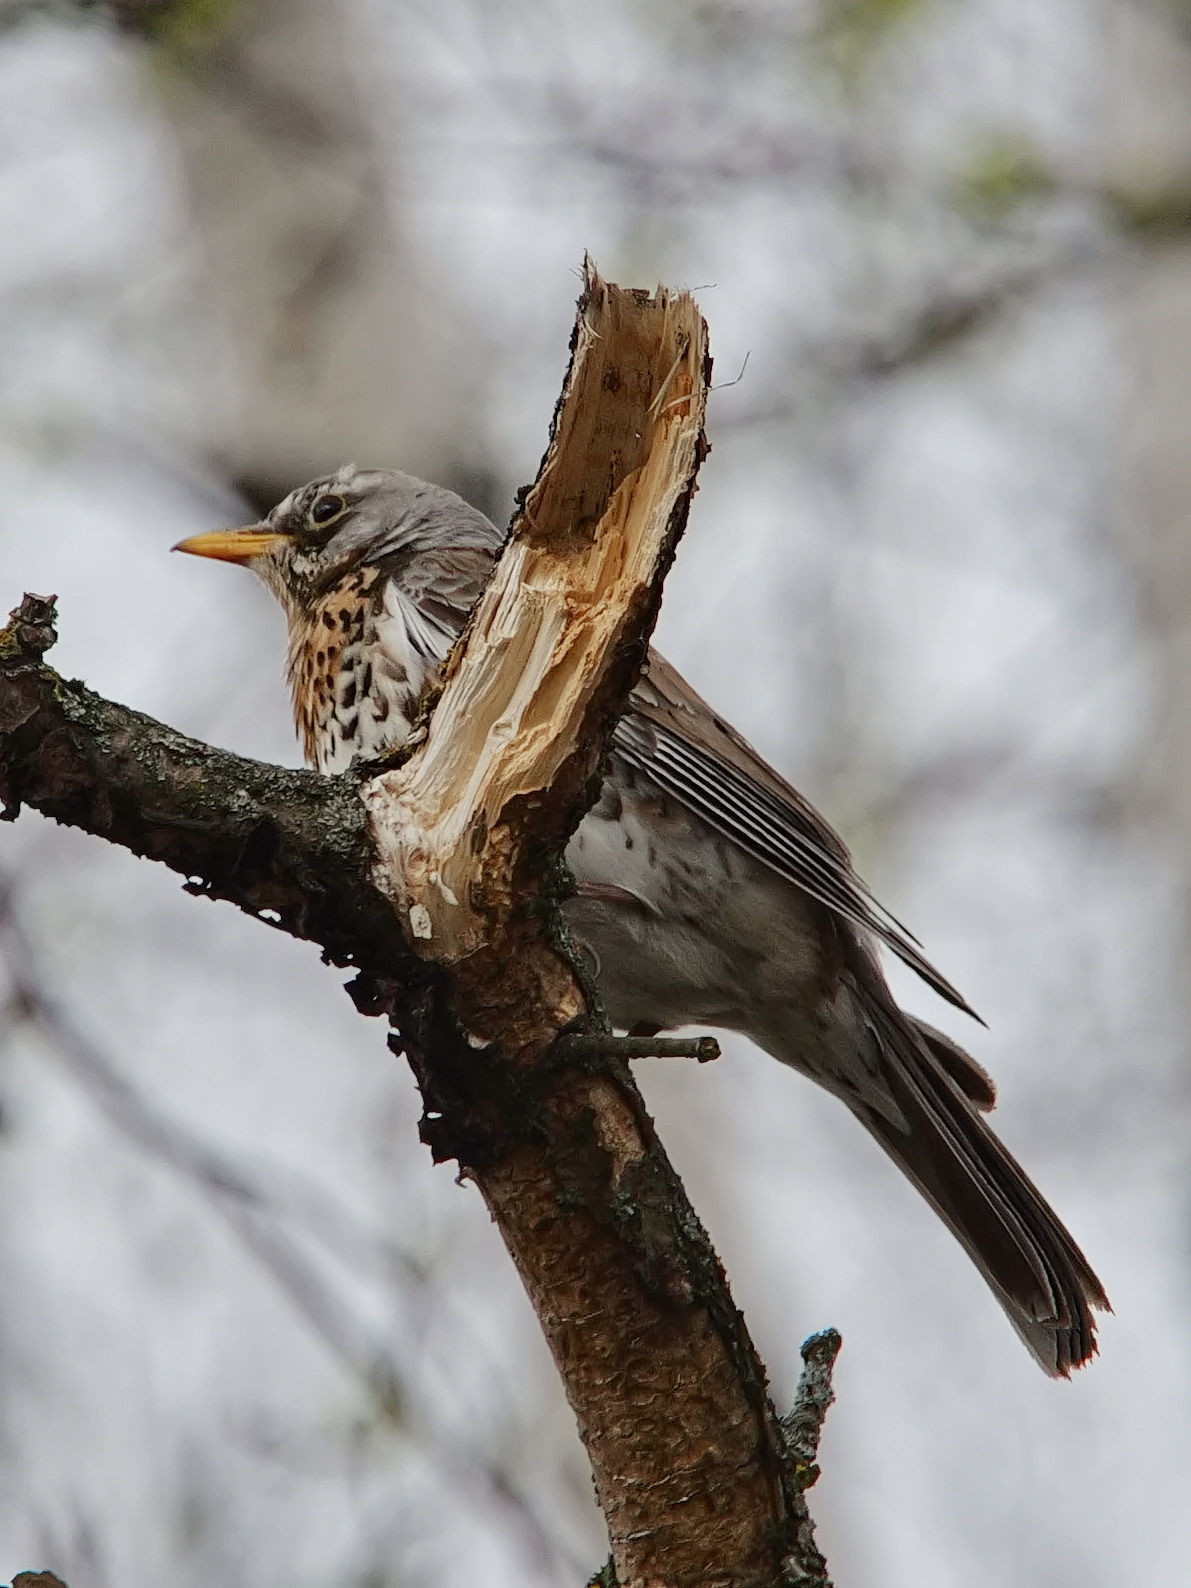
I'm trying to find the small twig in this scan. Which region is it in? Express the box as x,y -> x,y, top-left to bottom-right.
553,1032 -> 721,1064
710,348 -> 751,392
782,1329 -> 843,1492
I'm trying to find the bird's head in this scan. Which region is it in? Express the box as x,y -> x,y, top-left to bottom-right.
172,464 -> 500,618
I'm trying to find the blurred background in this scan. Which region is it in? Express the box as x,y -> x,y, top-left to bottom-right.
0,0 -> 1187,1583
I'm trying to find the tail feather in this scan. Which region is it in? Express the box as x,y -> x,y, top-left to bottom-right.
912,1018 -> 997,1112
853,1003 -> 1109,1377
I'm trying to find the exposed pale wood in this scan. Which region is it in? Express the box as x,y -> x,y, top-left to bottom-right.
361,262 -> 709,964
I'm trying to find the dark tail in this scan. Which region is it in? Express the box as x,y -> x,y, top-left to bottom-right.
849,1004 -> 1109,1376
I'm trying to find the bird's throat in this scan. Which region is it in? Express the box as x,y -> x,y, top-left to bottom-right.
286,570 -> 423,774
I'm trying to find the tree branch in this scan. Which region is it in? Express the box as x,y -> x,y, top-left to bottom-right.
0,267 -> 832,1588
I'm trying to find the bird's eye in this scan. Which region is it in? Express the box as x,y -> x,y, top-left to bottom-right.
309,493 -> 347,527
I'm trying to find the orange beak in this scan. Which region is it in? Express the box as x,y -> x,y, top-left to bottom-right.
171,526 -> 292,563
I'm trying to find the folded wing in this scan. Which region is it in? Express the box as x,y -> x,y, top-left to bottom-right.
618,651 -> 981,1021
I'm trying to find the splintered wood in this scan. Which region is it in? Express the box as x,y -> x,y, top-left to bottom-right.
362,263 -> 710,964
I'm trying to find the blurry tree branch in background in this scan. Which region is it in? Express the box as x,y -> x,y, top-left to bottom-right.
0,272 -> 837,1588
17,0 -> 1172,449
0,876 -> 582,1579
12,0 -> 493,509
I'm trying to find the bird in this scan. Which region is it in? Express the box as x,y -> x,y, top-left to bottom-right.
174,463 -> 1109,1376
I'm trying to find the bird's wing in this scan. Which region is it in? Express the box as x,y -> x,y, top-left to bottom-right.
615,650 -> 981,1021
377,544 -> 500,662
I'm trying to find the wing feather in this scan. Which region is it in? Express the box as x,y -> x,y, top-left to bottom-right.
620,652 -> 982,1021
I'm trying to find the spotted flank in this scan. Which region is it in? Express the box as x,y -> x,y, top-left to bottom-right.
287,568 -> 420,773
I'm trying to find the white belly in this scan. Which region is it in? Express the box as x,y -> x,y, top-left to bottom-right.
563,758 -> 825,1033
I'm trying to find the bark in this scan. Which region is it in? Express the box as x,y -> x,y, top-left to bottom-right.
0,270 -> 832,1588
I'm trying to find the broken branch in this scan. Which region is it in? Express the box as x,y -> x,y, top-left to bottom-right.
0,264 -> 834,1588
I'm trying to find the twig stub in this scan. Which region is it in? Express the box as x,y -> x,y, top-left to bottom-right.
2,593 -> 58,660
783,1327 -> 844,1491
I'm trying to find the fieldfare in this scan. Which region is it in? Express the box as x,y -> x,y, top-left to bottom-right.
176,465 -> 1109,1375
